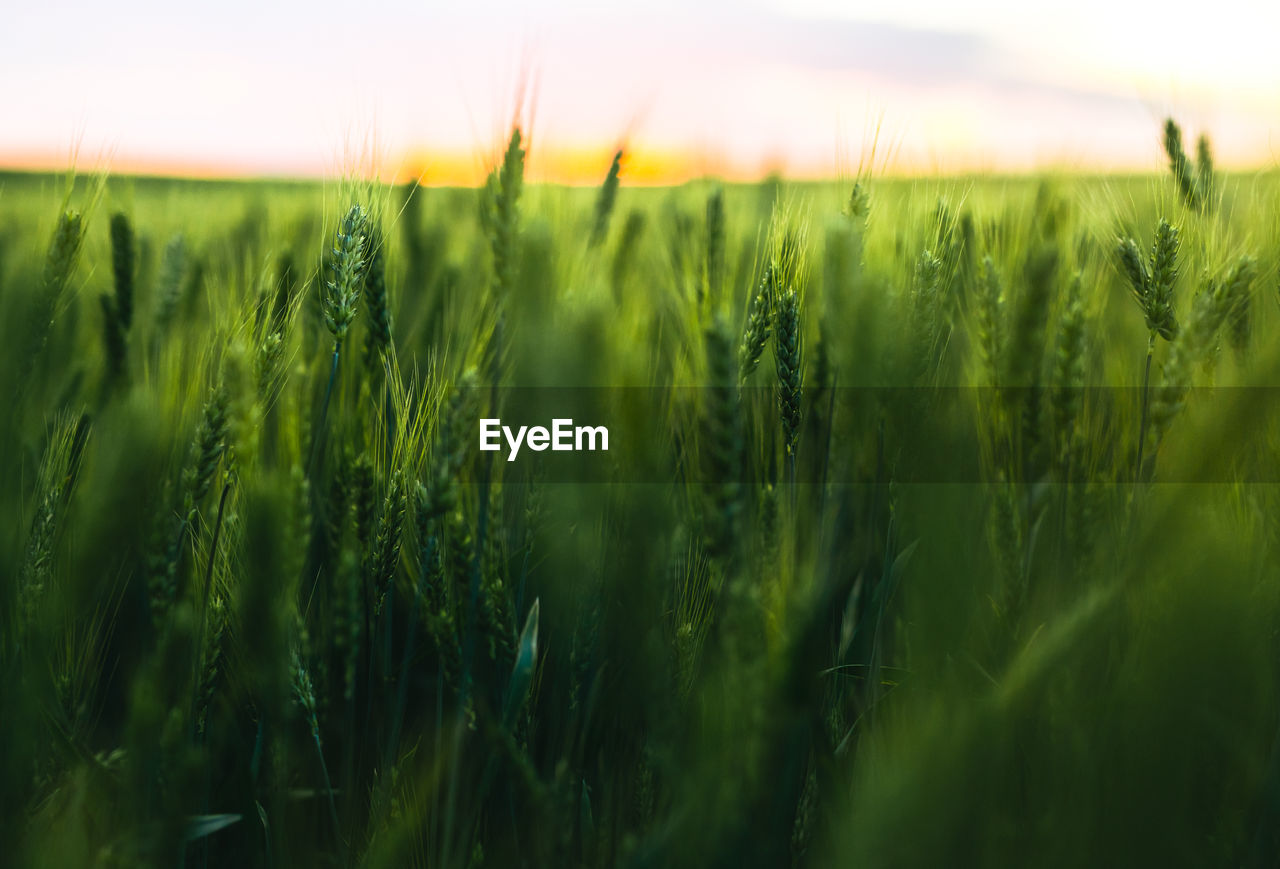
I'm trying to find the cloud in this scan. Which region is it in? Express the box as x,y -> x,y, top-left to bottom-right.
748,14 -> 1140,115
763,18 -> 993,84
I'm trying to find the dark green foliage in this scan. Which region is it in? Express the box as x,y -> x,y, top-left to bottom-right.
1003,246 -> 1056,477
110,212 -> 135,331
372,469 -> 407,600
99,292 -> 127,380
703,313 -> 743,560
706,187 -> 725,302
363,226 -> 392,367
1050,272 -> 1086,464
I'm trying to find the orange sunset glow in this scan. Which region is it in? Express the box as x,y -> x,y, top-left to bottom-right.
3,0 -> 1279,183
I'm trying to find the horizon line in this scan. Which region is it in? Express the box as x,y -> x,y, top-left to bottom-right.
2,142 -> 1276,188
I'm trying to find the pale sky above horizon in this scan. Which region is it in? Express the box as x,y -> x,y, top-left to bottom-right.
2,0 -> 1278,182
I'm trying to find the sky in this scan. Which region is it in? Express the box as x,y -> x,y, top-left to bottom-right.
2,0 -> 1278,183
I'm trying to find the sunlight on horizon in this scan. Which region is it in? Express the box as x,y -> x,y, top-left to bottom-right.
1,0 -> 1277,183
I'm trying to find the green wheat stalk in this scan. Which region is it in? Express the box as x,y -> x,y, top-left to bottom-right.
309,204 -> 369,474
739,266 -> 774,382
589,149 -> 623,248
1164,118 -> 1201,210
774,288 -> 803,475
1119,219 -> 1180,482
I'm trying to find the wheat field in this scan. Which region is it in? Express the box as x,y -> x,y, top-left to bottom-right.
3,122 -> 1280,867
